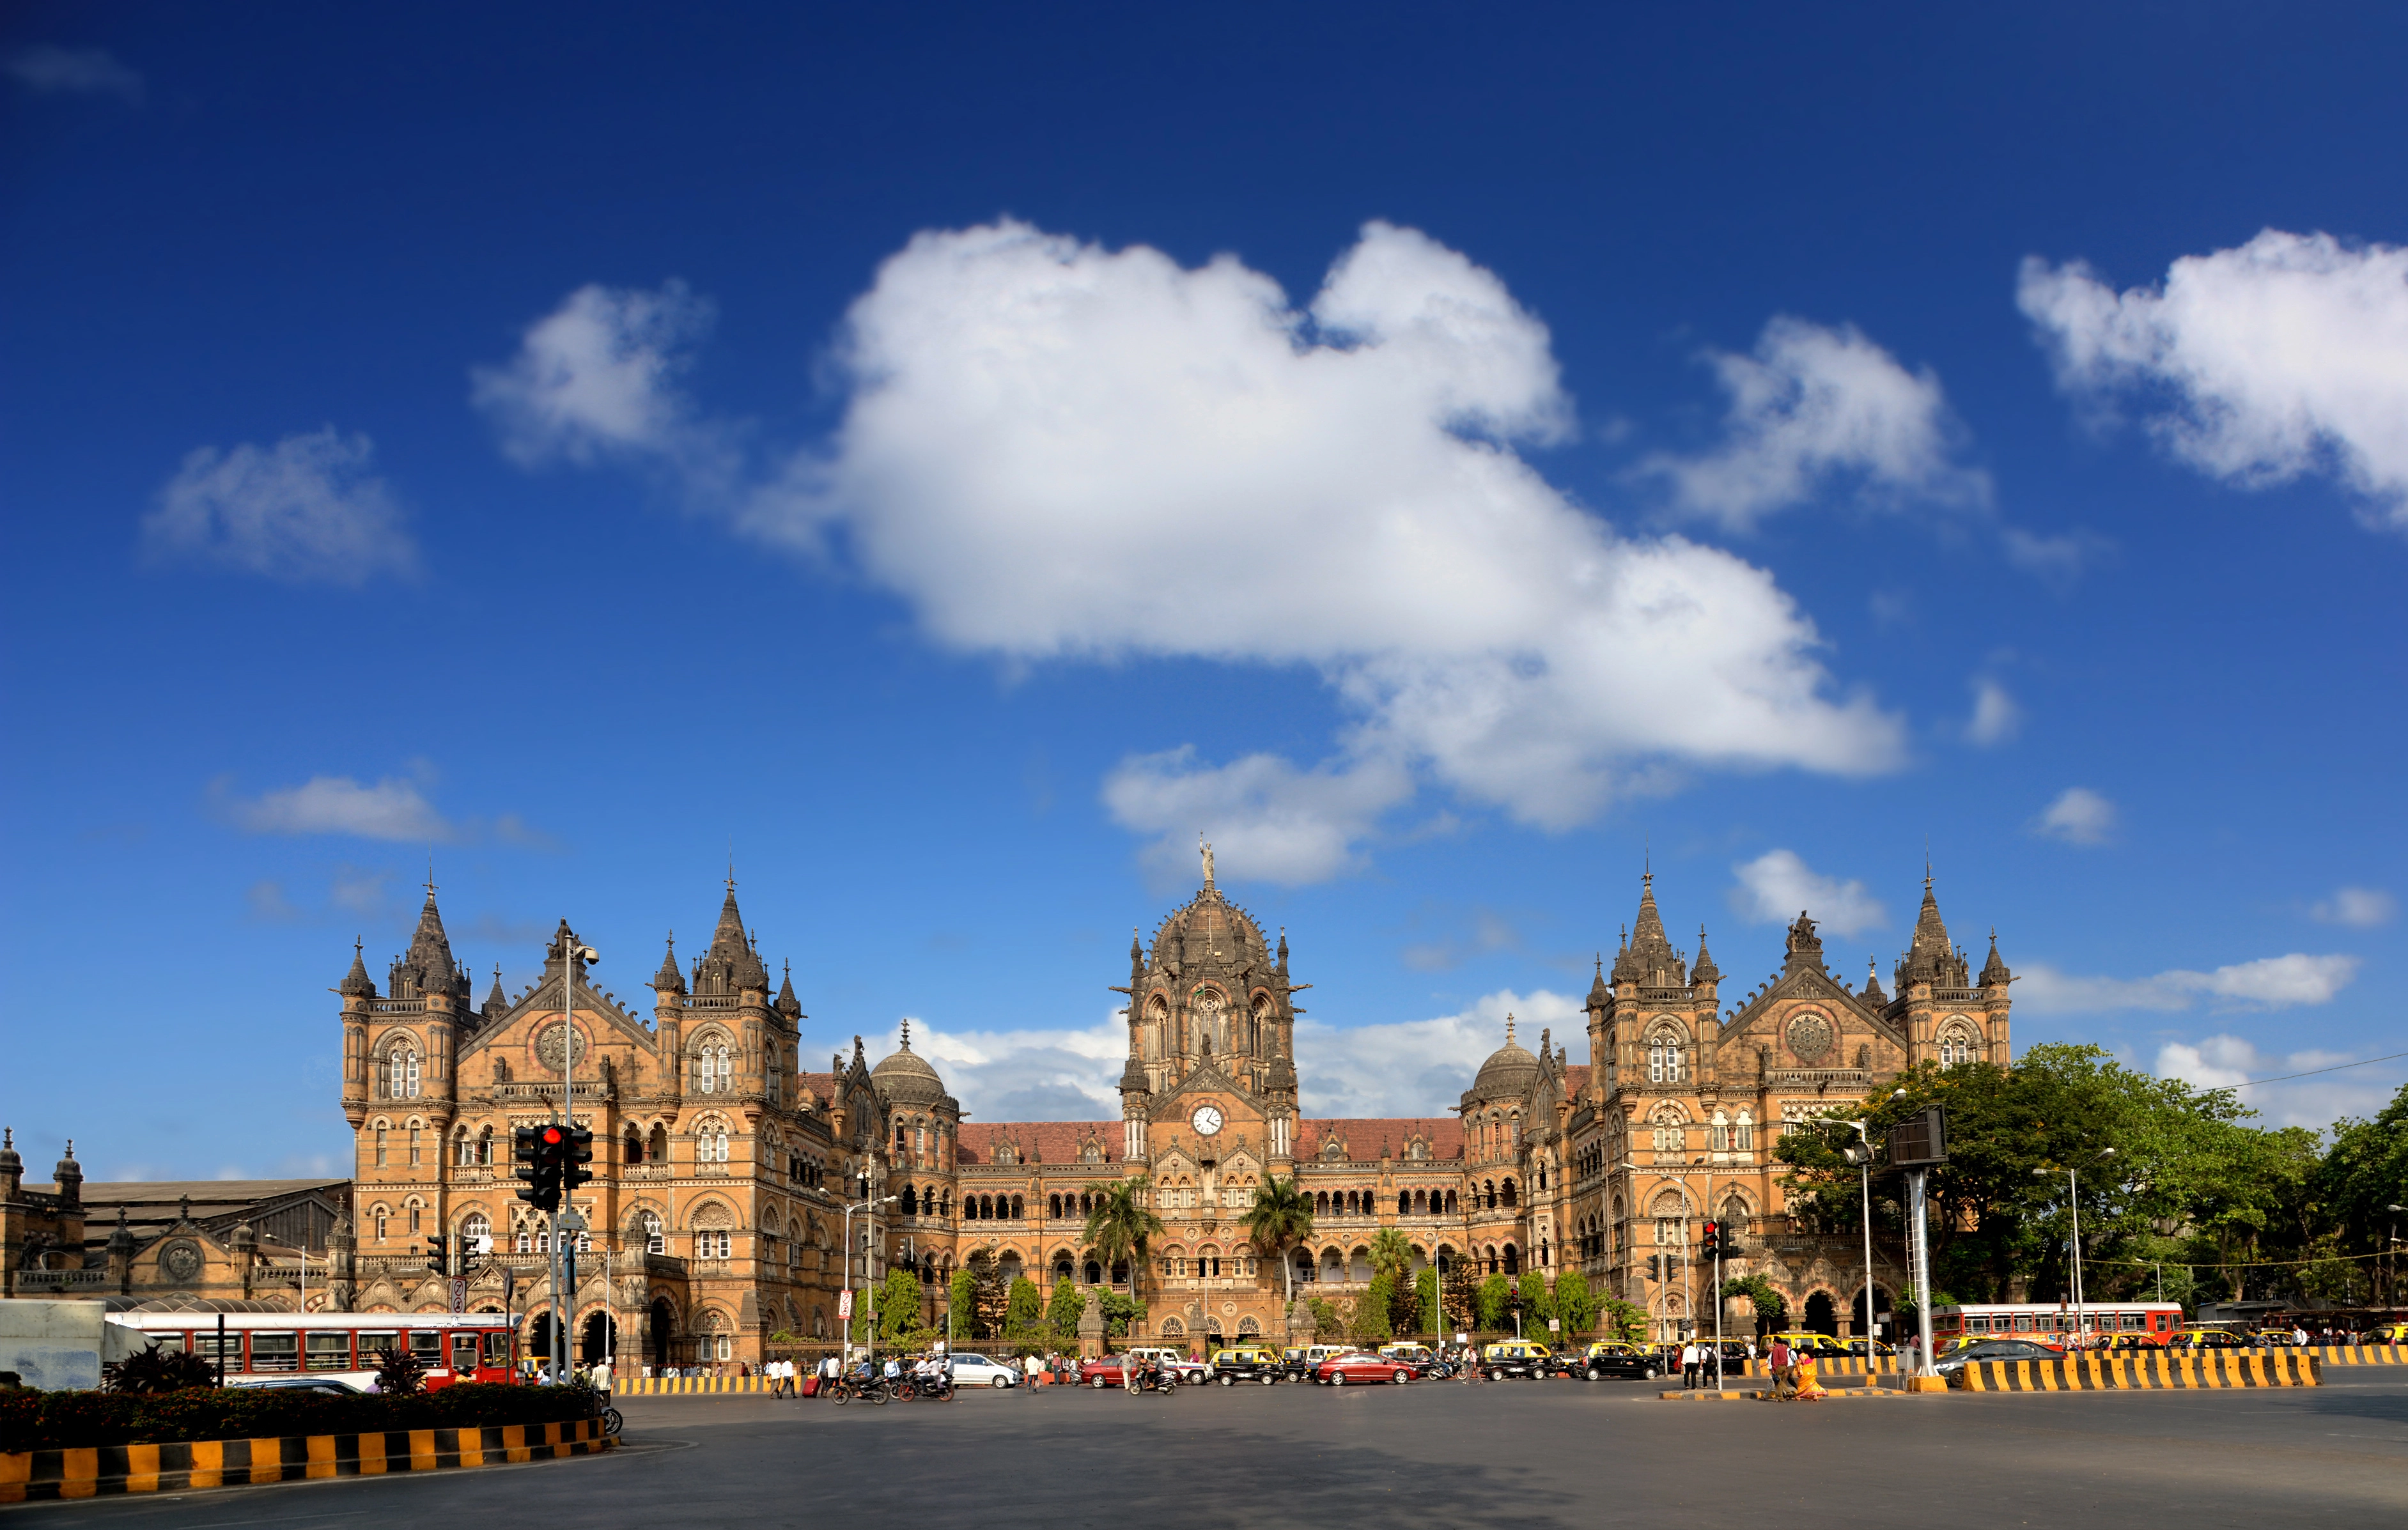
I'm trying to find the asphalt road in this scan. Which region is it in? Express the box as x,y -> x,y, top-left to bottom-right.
10,1372 -> 2405,1528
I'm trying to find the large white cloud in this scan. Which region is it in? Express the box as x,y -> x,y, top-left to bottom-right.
2154,1034 -> 2395,1131
143,429 -> 417,585
485,222 -> 1910,872
1638,316 -> 1990,532
2019,229 -> 2408,529
2017,952 -> 2359,1015
2030,786 -> 2116,846
1727,848 -> 1886,936
216,773 -> 457,842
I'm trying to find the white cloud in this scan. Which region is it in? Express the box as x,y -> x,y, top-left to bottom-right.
1727,849 -> 1886,936
745,221 -> 1904,860
6,45 -> 143,102
2154,1035 -> 2393,1131
876,1013 -> 1131,1123
1965,679 -> 2023,747
1638,316 -> 1989,532
1101,747 -> 1413,888
2311,886 -> 2395,928
470,280 -> 733,490
2000,527 -> 2114,594
2019,230 -> 2408,529
143,429 -> 417,585
2016,952 -> 2360,1015
1401,909 -> 1523,973
1298,988 -> 1583,1118
219,775 -> 456,842
2030,786 -> 2116,846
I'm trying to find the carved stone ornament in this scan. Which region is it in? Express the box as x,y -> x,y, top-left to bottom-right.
160,1239 -> 203,1283
534,1024 -> 588,1073
1787,1013 -> 1835,1063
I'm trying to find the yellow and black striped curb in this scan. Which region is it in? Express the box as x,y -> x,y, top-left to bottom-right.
1737,1357 -> 1899,1377
0,1417 -> 612,1503
2303,1345 -> 2404,1364
1952,1352 -> 2319,1391
616,1375 -> 773,1395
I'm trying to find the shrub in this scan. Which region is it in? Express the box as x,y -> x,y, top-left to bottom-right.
0,1380 -> 596,1454
369,1345 -> 428,1396
100,1345 -> 217,1395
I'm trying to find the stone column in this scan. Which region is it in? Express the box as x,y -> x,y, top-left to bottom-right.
1077,1292 -> 1106,1359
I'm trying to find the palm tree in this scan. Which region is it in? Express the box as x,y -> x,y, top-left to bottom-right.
1368,1226 -> 1413,1287
1082,1175 -> 1165,1324
1242,1176 -> 1316,1310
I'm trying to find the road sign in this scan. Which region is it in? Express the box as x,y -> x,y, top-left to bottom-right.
449,1277 -> 468,1313
1548,1318 -> 1560,1331
838,1290 -> 854,1320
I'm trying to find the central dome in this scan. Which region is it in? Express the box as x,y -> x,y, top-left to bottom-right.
1148,885 -> 1270,971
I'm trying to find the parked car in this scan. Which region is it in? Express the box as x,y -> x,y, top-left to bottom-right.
1581,1341 -> 1661,1381
1932,1339 -> 2058,1377
1283,1344 -> 1349,1381
1316,1350 -> 1417,1386
1842,1338 -> 1896,1357
1766,1332 -> 1851,1358
1211,1344 -> 1284,1384
2168,1330 -> 2252,1351
229,1375 -> 366,1395
1480,1340 -> 1558,1380
1376,1343 -> 1441,1376
947,1352 -> 1020,1388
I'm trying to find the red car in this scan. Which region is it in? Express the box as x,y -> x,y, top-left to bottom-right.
1314,1350 -> 1417,1386
1076,1355 -> 1166,1388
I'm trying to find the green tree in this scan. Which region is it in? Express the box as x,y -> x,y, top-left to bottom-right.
1241,1177 -> 1316,1308
1441,1256 -> 1482,1332
1551,1270 -> 1596,1337
1599,1296 -> 1649,1343
1414,1267 -> 1441,1336
1097,1290 -> 1146,1339
1308,1295 -> 1342,1336
1368,1227 -> 1413,1284
1046,1276 -> 1087,1341
1721,1274 -> 1786,1337
1355,1276 -> 1397,1344
1004,1275 -> 1045,1337
963,1249 -> 1011,1338
947,1266 -> 976,1340
878,1267 -> 922,1344
1517,1271 -> 1551,1332
1082,1176 -> 1165,1308
1476,1273 -> 1512,1331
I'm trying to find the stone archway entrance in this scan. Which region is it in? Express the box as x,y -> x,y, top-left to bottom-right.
648,1297 -> 676,1368
528,1311 -> 557,1365
581,1311 -> 617,1365
1805,1290 -> 1838,1336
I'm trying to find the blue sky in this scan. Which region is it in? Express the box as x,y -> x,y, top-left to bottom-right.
4,3 -> 2403,1180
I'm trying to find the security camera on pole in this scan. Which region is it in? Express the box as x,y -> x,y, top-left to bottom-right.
1886,1104 -> 1947,1384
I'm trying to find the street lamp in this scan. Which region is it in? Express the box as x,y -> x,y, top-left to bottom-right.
2035,1148 -> 2114,1344
841,1193 -> 899,1370
1841,1122 -> 1876,1347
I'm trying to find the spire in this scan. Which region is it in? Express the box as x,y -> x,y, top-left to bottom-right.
1505,1012 -> 1516,1047
1980,928 -> 2011,987
1624,870 -> 1680,982
898,1018 -> 913,1052
1902,869 -> 1954,984
695,879 -> 767,994
483,964 -> 508,1019
1861,955 -> 1888,1005
776,959 -> 803,1019
1689,927 -> 1720,984
1277,927 -> 1289,975
339,939 -> 376,998
653,932 -> 687,995
396,885 -> 462,998
1587,954 -> 1610,1005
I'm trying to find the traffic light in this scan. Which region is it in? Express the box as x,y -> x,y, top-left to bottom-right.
1645,1255 -> 1661,1281
515,1124 -> 566,1212
564,1128 -> 596,1194
424,1233 -> 447,1276
1700,1221 -> 1720,1260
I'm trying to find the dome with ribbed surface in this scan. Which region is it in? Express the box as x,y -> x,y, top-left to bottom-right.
1467,1016 -> 1540,1101
871,1021 -> 949,1106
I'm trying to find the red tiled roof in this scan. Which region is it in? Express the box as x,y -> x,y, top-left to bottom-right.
954,1120 -> 1116,1167
797,1071 -> 840,1107
1295,1117 -> 1465,1161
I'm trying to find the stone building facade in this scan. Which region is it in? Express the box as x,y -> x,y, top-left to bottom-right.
325,860 -> 2008,1365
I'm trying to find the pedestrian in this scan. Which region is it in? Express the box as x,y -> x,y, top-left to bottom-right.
1121,1349 -> 1135,1392
594,1354 -> 614,1398
1679,1340 -> 1698,1389
1023,1351 -> 1042,1391
1768,1336 -> 1792,1399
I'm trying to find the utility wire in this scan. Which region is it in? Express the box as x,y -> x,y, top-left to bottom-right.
2221,1049 -> 2408,1089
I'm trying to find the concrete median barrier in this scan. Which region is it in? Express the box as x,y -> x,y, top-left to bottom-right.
0,1416 -> 614,1503
1951,1351 -> 2320,1391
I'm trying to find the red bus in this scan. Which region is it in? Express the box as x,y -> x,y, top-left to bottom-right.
109,1311 -> 518,1390
1931,1302 -> 2184,1351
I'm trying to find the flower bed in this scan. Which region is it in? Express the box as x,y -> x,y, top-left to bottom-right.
0,1382 -> 598,1454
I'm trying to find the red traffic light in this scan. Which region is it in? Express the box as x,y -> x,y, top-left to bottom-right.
541,1126 -> 565,1146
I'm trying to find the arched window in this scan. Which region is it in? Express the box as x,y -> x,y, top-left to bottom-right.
639,1212 -> 665,1255
406,1202 -> 423,1235
408,1123 -> 422,1166
692,1042 -> 733,1094
1646,1026 -> 1683,1084
623,1126 -> 643,1166
1010,1195 -> 1025,1220
1734,1113 -> 1755,1152
1709,1112 -> 1730,1152
477,1126 -> 493,1166
1651,1108 -> 1684,1155
373,1123 -> 388,1167
898,1182 -> 915,1217
648,1123 -> 669,1163
1937,1023 -> 1978,1067
454,1127 -> 472,1166
1501,1178 -> 1518,1208
373,1206 -> 389,1242
462,1212 -> 491,1251
1443,1189 -> 1458,1214
1398,1191 -> 1411,1216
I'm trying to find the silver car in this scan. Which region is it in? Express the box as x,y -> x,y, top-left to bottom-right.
947,1352 -> 1021,1388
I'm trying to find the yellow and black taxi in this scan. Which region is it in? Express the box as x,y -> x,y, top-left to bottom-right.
1281,1343 -> 1349,1381
1376,1342 -> 1441,1377
1766,1331 -> 1851,1358
2168,1328 -> 2253,1351
1480,1339 -> 1562,1380
2369,1322 -> 2408,1346
1209,1343 -> 1285,1385
1581,1340 -> 1663,1381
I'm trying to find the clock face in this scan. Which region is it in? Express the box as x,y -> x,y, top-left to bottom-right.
1191,1105 -> 1225,1136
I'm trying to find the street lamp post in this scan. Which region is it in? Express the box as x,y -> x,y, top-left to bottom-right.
841,1193 -> 897,1370
553,939 -> 598,1383
2035,1148 -> 2114,1346
1842,1122 -> 1876,1345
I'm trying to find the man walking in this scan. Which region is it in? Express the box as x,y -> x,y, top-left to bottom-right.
1680,1339 -> 1698,1390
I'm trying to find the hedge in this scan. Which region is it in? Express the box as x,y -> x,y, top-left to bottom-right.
0,1382 -> 598,1454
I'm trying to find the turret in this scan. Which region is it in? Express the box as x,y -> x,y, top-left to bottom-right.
0,1127 -> 20,1199
52,1139 -> 81,1207
339,939 -> 375,1126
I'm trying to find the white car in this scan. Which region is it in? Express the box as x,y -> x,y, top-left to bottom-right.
947,1352 -> 1021,1388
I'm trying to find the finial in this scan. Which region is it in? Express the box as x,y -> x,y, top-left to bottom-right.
1594,953 -> 1603,977
1643,833 -> 1650,878
900,1018 -> 912,1051
425,857 -> 436,900
1199,835 -> 1215,887
1505,1012 -> 1516,1045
